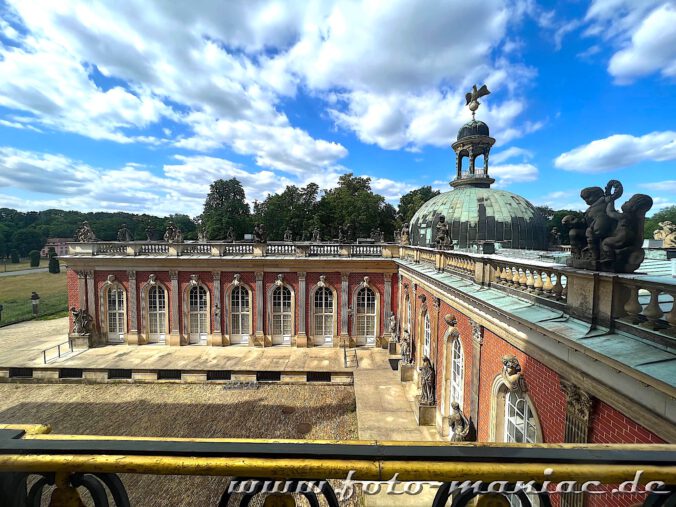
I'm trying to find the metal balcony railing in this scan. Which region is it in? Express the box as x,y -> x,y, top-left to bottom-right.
0,424 -> 673,506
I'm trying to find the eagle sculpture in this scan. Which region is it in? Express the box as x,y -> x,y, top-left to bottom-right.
465,84 -> 490,116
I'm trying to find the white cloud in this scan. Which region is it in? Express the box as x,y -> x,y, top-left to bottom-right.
584,0 -> 676,82
490,163 -> 539,187
640,180 -> 676,193
554,131 -> 676,172
491,146 -> 533,164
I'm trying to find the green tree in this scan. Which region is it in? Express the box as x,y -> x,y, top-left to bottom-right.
254,183 -> 319,240
318,174 -> 390,240
397,186 -> 441,225
201,179 -> 251,240
551,209 -> 582,245
535,205 -> 555,222
645,205 -> 676,239
10,249 -> 19,263
28,250 -> 40,267
11,229 -> 46,257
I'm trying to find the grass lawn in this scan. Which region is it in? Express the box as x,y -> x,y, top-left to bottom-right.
0,383 -> 359,506
0,271 -> 67,326
1,260 -> 45,272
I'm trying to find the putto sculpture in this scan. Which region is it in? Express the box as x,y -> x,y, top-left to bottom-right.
70,306 -> 93,336
654,221 -> 676,248
435,215 -> 450,249
253,224 -> 267,243
163,222 -> 183,243
564,180 -> 652,273
117,223 -> 131,242
448,401 -> 471,442
74,221 -> 96,242
501,355 -> 527,392
419,356 -> 436,406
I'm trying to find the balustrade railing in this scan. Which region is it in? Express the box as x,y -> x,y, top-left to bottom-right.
266,243 -> 296,255
350,245 -> 381,256
491,259 -> 568,302
222,243 -> 254,256
0,425 -> 673,507
444,252 -> 476,275
93,243 -> 127,255
137,243 -> 169,255
181,243 -> 212,255
619,276 -> 676,335
418,248 -> 436,265
309,244 -> 340,256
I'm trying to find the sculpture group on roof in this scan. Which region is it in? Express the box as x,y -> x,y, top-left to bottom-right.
74,221 -> 96,242
163,222 -> 183,243
564,179 -> 652,273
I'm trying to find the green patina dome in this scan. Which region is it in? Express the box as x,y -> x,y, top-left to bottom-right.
457,119 -> 489,140
409,186 -> 548,250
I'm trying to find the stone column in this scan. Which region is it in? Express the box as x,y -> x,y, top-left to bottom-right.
468,146 -> 475,175
127,270 -> 139,345
382,273 -> 392,346
212,271 -> 222,346
340,272 -> 349,345
469,319 -> 483,439
169,270 -> 180,346
297,272 -> 308,347
85,270 -> 98,344
255,271 -> 265,346
560,379 -> 593,507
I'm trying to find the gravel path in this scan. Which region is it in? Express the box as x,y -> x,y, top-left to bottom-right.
0,383 -> 358,506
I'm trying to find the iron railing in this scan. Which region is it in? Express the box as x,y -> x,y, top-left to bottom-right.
41,340 -> 73,364
0,425 -> 673,506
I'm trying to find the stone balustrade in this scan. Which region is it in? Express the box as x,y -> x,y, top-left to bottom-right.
491,259 -> 568,302
619,276 -> 676,334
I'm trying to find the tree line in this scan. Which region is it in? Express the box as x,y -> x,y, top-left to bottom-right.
1,173 -> 673,257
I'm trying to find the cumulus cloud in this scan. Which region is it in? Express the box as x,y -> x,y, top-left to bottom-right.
554,131 -> 676,172
584,0 -> 676,82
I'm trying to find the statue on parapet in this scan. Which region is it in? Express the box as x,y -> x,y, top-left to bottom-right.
163,222 -> 183,243
548,227 -> 560,248
70,307 -> 93,336
449,401 -> 471,442
419,356 -> 436,406
117,223 -> 131,242
435,215 -> 451,249
654,221 -> 676,248
400,223 -> 410,245
311,227 -> 321,242
253,223 -> 267,243
225,227 -> 235,242
145,225 -> 157,241
74,221 -> 96,242
283,228 -> 293,242
564,180 -> 652,273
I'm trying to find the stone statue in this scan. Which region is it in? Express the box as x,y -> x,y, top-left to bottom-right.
117,224 -> 131,242
549,227 -> 560,247
465,84 -> 490,118
564,180 -> 652,273
562,214 -> 586,257
654,221 -> 676,248
283,228 -> 293,242
338,226 -> 345,243
70,306 -> 93,336
253,224 -> 267,243
388,314 -> 398,342
600,192 -> 653,273
214,302 -> 221,322
259,224 -> 267,243
225,227 -> 235,243
501,355 -> 526,392
394,230 -> 401,243
419,356 -> 436,406
400,331 -> 411,365
145,225 -> 157,241
312,227 -> 321,242
74,221 -> 96,242
449,401 -> 470,442
371,228 -> 381,242
197,227 -> 208,243
435,215 -> 450,249
380,230 -> 385,243
400,223 -> 410,245
164,221 -> 183,243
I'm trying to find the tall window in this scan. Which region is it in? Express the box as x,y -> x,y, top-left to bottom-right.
356,287 -> 376,344
107,287 -> 125,342
148,285 -> 166,342
188,286 -> 208,343
231,286 -> 250,341
423,313 -> 431,358
505,390 -> 537,444
450,338 -> 464,407
314,287 -> 333,343
272,286 -> 292,341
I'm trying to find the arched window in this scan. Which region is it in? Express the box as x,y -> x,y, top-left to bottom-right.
423,312 -> 431,358
505,390 -> 538,444
355,287 -> 376,346
272,285 -> 292,345
188,285 -> 208,345
107,286 -> 125,343
230,286 -> 250,345
314,287 -> 333,346
450,338 -> 464,408
148,285 -> 167,343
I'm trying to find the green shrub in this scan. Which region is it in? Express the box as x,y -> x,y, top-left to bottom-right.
10,250 -> 19,264
48,254 -> 60,274
29,250 -> 40,267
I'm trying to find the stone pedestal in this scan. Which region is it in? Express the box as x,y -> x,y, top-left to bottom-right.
68,334 -> 91,349
388,341 -> 399,355
414,396 -> 436,426
400,363 -> 414,382
295,333 -> 308,348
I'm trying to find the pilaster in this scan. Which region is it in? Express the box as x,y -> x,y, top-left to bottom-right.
255,272 -> 265,346
127,270 -> 139,345
296,272 -> 308,347
85,270 -> 98,344
469,319 -> 483,438
212,271 -> 222,346
340,272 -> 349,345
169,270 -> 180,346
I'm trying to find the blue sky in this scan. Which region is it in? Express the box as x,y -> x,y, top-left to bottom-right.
0,0 -> 674,217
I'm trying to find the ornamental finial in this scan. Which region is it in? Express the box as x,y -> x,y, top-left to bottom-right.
465,84 -> 490,119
